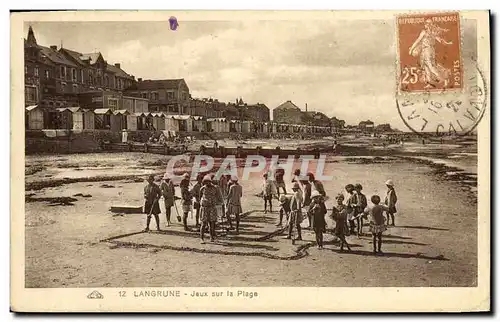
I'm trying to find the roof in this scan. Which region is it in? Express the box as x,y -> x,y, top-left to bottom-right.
60,48 -> 87,66
128,79 -> 186,91
94,108 -> 112,115
192,116 -> 204,120
80,52 -> 102,65
113,109 -> 130,115
38,46 -> 77,67
107,64 -> 133,79
274,100 -> 300,111
134,112 -> 148,117
166,115 -> 192,120
56,107 -> 81,113
207,118 -> 227,122
25,105 -> 38,111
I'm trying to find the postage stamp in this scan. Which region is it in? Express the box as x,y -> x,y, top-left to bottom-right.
397,12 -> 462,93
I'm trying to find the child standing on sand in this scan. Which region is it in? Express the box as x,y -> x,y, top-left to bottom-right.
354,183 -> 368,236
384,179 -> 398,226
365,195 -> 389,254
308,190 -> 327,249
262,173 -> 276,214
330,194 -> 351,251
345,184 -> 357,235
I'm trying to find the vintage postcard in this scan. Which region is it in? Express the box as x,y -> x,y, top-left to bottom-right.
10,10 -> 490,312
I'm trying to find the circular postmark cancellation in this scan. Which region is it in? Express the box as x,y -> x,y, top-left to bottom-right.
396,62 -> 487,136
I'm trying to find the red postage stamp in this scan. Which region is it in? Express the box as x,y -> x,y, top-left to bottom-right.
397,12 -> 462,93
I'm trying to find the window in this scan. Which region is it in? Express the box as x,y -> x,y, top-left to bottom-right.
105,75 -> 109,87
81,70 -> 84,83
108,98 -> 118,110
60,66 -> 66,78
167,91 -> 175,100
152,92 -> 159,100
72,68 -> 77,81
182,92 -> 187,100
34,67 -> 39,77
61,82 -> 67,92
141,92 -> 148,99
45,70 -> 50,79
114,76 -> 118,88
72,84 -> 78,93
25,86 -> 37,102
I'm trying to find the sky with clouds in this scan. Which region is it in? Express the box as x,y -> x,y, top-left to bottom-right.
23,19 -> 472,129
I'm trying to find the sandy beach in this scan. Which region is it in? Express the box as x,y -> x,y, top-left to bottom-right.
24,139 -> 478,288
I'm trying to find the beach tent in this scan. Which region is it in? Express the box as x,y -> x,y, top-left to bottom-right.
55,107 -> 83,130
151,112 -> 166,131
132,111 -> 147,130
25,105 -> 43,130
241,120 -> 253,133
230,119 -> 242,132
192,115 -> 206,132
207,118 -> 229,132
93,108 -> 112,130
111,109 -> 130,132
82,109 -> 95,130
173,115 -> 194,132
165,115 -> 180,132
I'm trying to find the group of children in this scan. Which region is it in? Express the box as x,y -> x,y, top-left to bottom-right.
273,175 -> 398,253
142,172 -> 244,244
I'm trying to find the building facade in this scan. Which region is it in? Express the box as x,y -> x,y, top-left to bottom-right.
273,100 -> 303,124
24,26 -> 136,110
124,79 -> 190,114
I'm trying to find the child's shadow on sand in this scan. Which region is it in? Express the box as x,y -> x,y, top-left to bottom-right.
327,248 -> 449,261
395,225 -> 449,231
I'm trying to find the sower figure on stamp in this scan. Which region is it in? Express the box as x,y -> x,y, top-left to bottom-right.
384,180 -> 398,226
200,174 -> 222,243
160,173 -> 175,227
143,175 -> 161,232
286,182 -> 303,241
226,176 -> 243,234
409,19 -> 453,89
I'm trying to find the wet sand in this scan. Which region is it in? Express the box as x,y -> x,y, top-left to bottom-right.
24,150 -> 477,287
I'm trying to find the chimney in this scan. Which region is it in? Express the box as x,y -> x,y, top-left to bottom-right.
50,45 -> 57,51
138,78 -> 142,82
305,103 -> 308,112
114,63 -> 121,69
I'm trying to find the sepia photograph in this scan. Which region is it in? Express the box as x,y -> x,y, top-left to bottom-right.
10,10 -> 490,312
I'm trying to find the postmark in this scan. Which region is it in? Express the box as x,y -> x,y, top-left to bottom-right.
397,12 -> 462,93
396,62 -> 486,136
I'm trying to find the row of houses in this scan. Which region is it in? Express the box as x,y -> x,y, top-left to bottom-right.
25,105 -> 332,135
